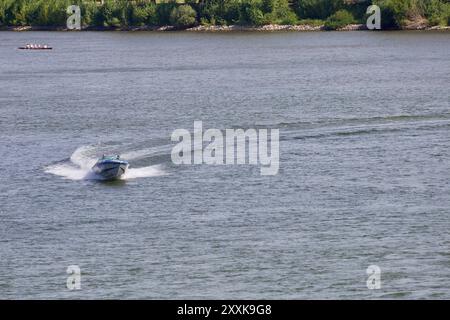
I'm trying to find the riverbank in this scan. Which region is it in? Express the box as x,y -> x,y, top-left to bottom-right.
3,24 -> 450,32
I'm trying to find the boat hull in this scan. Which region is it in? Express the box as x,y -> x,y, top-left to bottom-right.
92,160 -> 129,180
18,47 -> 52,50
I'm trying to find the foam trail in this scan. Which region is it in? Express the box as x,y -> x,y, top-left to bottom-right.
45,163 -> 91,180
45,146 -> 96,180
121,145 -> 172,161
122,165 -> 166,179
70,145 -> 97,169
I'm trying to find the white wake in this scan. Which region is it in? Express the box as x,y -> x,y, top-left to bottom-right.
45,145 -> 166,181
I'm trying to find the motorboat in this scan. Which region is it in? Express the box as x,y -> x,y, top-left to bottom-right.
18,44 -> 52,50
92,155 -> 129,180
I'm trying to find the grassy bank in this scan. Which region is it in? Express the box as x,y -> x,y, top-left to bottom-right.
1,0 -> 449,31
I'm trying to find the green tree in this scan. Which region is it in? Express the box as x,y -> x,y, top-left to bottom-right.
80,1 -> 98,27
294,0 -> 345,20
157,1 -> 178,25
170,4 -> 197,28
262,0 -> 298,24
130,2 -> 158,26
197,0 -> 241,25
239,0 -> 264,25
324,9 -> 356,30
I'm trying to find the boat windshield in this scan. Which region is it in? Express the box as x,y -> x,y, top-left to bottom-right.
102,155 -> 120,160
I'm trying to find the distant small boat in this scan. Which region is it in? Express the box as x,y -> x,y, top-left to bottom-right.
18,44 -> 52,50
92,155 -> 129,180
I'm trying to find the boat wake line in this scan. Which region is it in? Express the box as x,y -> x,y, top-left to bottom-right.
45,145 -> 166,181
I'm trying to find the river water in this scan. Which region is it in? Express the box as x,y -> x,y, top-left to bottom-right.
0,31 -> 449,299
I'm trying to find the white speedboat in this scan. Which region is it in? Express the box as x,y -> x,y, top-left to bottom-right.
92,155 -> 129,180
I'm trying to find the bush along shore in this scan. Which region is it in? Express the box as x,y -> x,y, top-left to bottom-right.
1,0 -> 450,32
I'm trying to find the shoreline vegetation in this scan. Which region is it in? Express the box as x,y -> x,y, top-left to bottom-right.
5,24 -> 326,32
4,24 -> 450,32
1,0 -> 450,32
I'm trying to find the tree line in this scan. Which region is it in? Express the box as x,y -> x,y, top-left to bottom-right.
1,0 -> 449,30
